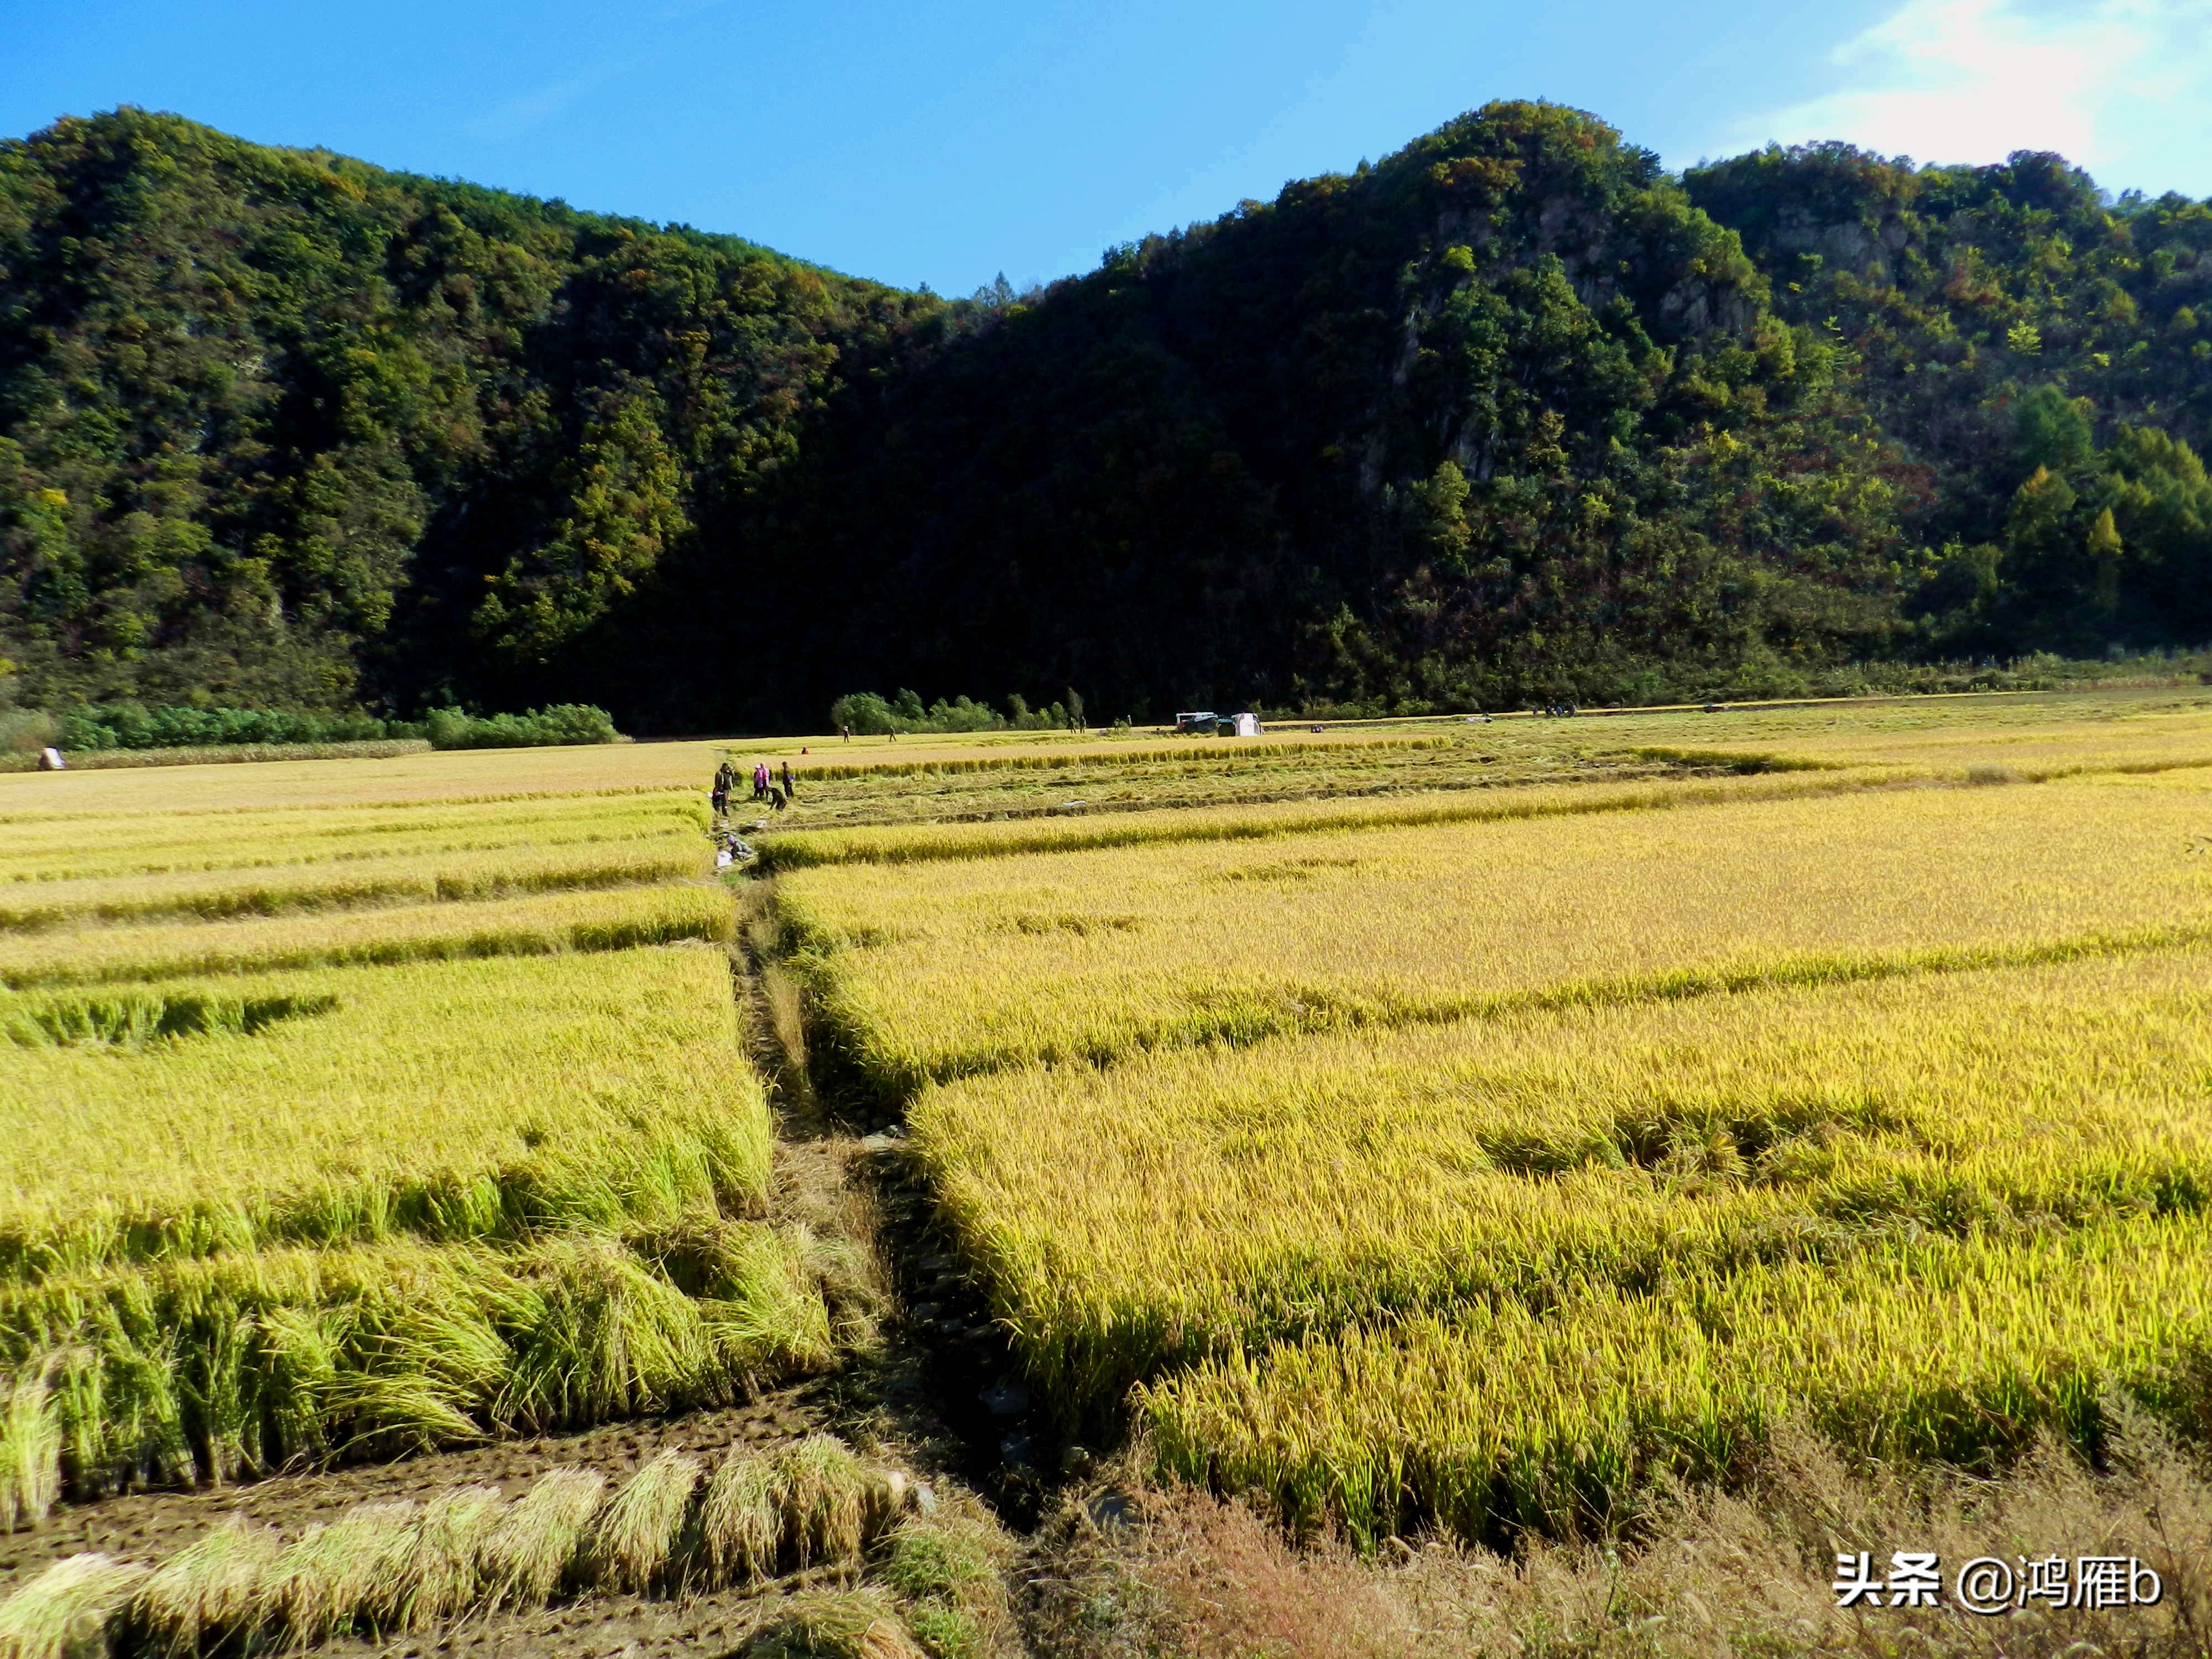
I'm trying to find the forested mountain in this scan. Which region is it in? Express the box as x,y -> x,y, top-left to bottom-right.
0,108 -> 932,719
1688,145 -> 2212,658
2,104 -> 2207,729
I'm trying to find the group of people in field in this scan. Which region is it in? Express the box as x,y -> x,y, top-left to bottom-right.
711,757 -> 797,817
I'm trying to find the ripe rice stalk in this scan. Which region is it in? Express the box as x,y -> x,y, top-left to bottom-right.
197,1481 -> 551,1646
776,1436 -> 870,1570
750,1588 -> 927,1659
398,1485 -> 508,1629
50,1330 -> 193,1496
129,1515 -> 284,1655
0,1554 -> 148,1659
499,1237 -> 721,1431
186,1308 -> 264,1484
259,1500 -> 420,1644
0,1366 -> 60,1532
0,1223 -> 831,1500
589,1449 -> 702,1593
694,1262 -> 837,1385
480,1466 -> 605,1608
695,1447 -> 782,1586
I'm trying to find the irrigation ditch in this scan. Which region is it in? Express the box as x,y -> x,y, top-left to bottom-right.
729,877 -> 1081,1535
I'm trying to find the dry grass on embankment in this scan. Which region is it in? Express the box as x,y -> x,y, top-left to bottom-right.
1028,1426 -> 2212,1659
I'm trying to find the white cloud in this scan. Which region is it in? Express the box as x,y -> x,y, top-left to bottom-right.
1709,0 -> 2212,194
467,55 -> 651,144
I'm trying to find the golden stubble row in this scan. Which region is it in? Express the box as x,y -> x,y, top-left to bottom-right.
784,779 -> 2212,1093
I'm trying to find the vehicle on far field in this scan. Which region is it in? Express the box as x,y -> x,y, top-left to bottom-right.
1175,711 -> 1261,736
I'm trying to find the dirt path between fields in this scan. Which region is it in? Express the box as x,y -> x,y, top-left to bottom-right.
0,870 -> 1037,1657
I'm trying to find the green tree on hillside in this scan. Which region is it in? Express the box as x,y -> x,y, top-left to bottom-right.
474,385 -> 689,665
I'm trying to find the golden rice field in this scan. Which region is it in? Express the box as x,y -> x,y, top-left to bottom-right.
14,687 -> 2212,1572
0,883 -> 732,988
751,688 -> 2212,1543
1143,1217 -> 2211,1543
0,793 -> 707,885
778,778 -> 2212,1094
0,948 -> 765,1275
752,768 -> 1880,871
1676,691 -> 2212,776
0,741 -> 737,818
752,735 -> 1693,832
907,945 -> 2212,1412
0,837 -> 708,932
0,736 -> 849,1520
748,685 -> 2212,843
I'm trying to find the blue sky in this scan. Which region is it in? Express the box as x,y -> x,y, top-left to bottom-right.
3,0 -> 2208,295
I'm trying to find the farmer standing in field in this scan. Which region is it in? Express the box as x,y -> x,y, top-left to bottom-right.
712,760 -> 734,817
781,760 -> 795,799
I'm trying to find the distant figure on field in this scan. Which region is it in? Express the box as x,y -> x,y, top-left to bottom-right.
780,761 -> 795,798
841,726 -> 851,742
36,747 -> 63,771
753,761 -> 770,801
712,760 -> 734,817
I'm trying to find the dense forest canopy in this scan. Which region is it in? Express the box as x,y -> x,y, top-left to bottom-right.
1,104 -> 2206,729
